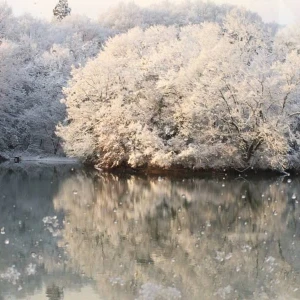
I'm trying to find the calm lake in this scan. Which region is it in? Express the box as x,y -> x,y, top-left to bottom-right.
0,165 -> 300,300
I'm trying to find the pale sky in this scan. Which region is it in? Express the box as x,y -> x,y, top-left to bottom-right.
5,0 -> 300,24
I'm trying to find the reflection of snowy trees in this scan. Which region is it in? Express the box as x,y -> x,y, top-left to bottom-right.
1,167 -> 300,299
53,171 -> 300,299
0,166 -> 91,298
46,284 -> 64,300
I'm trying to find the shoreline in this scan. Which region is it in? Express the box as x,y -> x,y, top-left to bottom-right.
90,165 -> 300,178
1,156 -> 299,178
0,156 -> 80,166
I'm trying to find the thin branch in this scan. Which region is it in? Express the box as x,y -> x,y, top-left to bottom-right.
281,91 -> 291,113
219,90 -> 241,133
219,89 -> 232,114
289,112 -> 300,117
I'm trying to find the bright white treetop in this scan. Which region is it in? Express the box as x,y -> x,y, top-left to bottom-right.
58,10 -> 300,170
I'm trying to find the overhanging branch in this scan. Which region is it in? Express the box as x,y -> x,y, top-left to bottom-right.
289,112 -> 300,117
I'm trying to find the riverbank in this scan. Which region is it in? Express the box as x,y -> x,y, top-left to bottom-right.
92,164 -> 300,178
0,155 -> 79,166
1,154 -> 298,178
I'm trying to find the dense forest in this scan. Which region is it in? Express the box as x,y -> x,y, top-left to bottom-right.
0,0 -> 299,171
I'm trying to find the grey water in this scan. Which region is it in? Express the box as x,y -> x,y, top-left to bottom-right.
0,165 -> 300,300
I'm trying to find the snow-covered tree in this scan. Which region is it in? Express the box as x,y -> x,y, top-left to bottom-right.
0,3 -> 112,155
169,9 -> 292,170
0,2 -> 13,38
0,0 -> 299,169
98,1 -> 260,32
53,0 -> 71,21
58,10 -> 300,171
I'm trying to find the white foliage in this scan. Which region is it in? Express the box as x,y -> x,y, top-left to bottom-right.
59,10 -> 300,170
0,1 -> 299,169
0,4 -> 112,154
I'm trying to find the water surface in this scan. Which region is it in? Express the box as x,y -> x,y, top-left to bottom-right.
0,165 -> 300,299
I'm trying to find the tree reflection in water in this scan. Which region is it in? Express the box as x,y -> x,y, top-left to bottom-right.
53,171 -> 300,300
0,166 -> 299,299
0,166 -> 90,299
46,284 -> 64,300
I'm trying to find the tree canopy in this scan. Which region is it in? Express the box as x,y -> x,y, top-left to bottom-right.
58,10 -> 300,171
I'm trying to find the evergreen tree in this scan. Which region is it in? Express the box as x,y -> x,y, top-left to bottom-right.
53,0 -> 71,21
